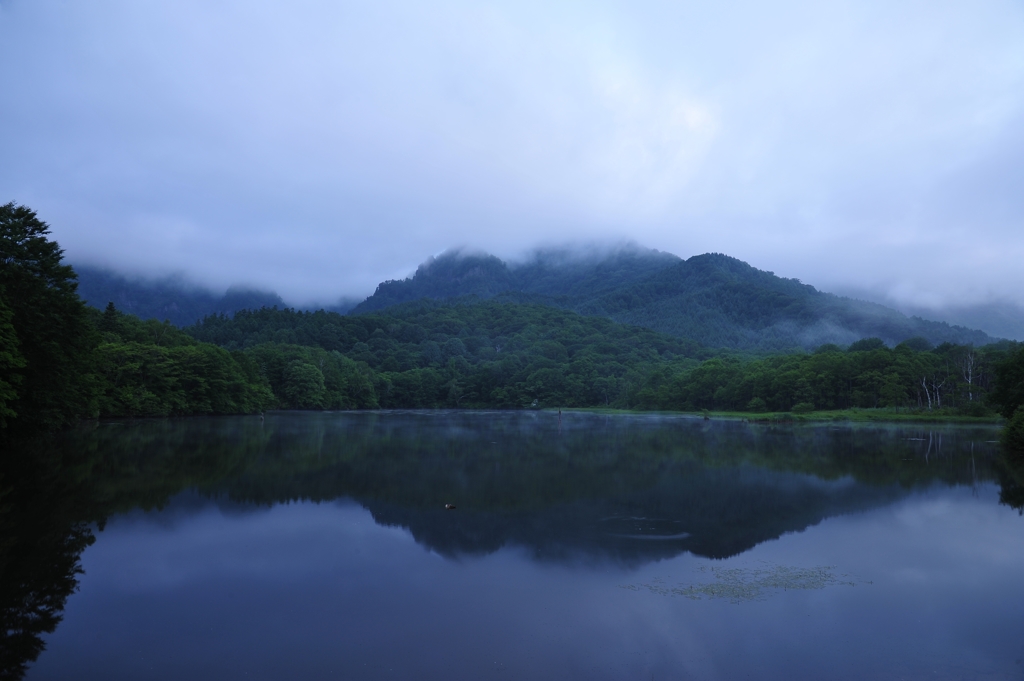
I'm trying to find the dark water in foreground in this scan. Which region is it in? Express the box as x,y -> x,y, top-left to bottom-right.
4,411 -> 1024,680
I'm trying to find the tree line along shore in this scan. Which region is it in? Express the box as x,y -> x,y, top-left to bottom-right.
3,203 -> 1023,450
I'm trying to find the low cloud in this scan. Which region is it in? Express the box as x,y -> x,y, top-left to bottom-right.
1,0 -> 1023,307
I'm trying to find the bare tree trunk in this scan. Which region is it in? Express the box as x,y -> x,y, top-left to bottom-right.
931,378 -> 945,409
959,349 -> 976,402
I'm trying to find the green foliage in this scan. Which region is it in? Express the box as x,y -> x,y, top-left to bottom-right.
848,338 -> 886,352
1002,406 -> 1024,453
246,343 -> 377,409
0,292 -> 26,427
4,204 -> 1014,427
353,249 -> 995,352
0,203 -> 98,435
896,337 -> 933,352
85,303 -> 198,348
187,299 -> 711,410
991,344 -> 1024,418
93,341 -> 274,417
0,206 -> 276,433
183,296 -> 1021,417
89,303 -> 274,417
283,360 -> 326,408
637,341 -> 1007,415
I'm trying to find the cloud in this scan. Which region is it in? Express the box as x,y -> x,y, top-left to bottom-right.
1,0 -> 1022,306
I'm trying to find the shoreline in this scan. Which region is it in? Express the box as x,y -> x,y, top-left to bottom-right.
74,406 -> 1004,428
556,407 -> 1004,425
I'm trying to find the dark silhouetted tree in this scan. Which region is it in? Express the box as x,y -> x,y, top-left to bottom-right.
0,203 -> 98,437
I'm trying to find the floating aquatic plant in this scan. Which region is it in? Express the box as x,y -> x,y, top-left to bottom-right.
621,562 -> 861,604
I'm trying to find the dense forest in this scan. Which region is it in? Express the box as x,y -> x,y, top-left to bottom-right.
186,301 -> 708,410
75,265 -> 356,326
78,247 -> 1000,351
186,303 -> 1022,418
0,204 -> 274,441
352,248 -> 996,350
74,265 -> 291,327
3,202 -> 1024,451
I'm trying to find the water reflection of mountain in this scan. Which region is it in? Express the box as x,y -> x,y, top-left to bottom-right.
211,412 -> 999,561
67,411 -> 1010,561
363,466 -> 903,562
0,412 -> 1010,679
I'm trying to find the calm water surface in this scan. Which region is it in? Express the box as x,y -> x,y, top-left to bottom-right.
5,411 -> 1024,680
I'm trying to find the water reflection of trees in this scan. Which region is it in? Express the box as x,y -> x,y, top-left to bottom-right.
0,419 -> 270,680
996,454 -> 1024,514
0,440 -> 94,680
0,412 -> 1012,679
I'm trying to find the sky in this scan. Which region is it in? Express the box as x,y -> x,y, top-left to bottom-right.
1,0 -> 1023,309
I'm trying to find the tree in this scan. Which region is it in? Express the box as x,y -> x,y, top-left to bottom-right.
99,301 -> 121,335
283,360 -> 327,409
0,203 -> 97,436
991,345 -> 1024,419
1002,406 -> 1024,453
0,293 -> 26,427
848,338 -> 887,353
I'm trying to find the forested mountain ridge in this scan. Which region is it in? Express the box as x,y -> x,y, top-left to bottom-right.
74,265 -> 356,326
75,245 -> 995,352
351,245 -> 681,314
74,265 -> 288,326
187,299 -> 710,409
574,253 -> 994,350
353,248 -> 995,351
6,202 -> 1024,451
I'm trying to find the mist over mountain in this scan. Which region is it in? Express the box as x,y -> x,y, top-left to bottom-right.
76,244 -> 1000,352
74,266 -> 356,326
831,288 -> 1024,342
914,303 -> 1024,343
353,247 -> 996,351
352,244 -> 681,313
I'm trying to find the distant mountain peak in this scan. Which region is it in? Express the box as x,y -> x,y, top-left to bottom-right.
351,246 -> 996,350
77,245 -> 1000,350
74,265 -> 288,326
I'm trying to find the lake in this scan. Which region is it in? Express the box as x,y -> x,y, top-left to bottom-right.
5,411 -> 1024,680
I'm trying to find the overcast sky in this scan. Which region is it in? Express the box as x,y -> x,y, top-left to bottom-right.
2,0 -> 1023,308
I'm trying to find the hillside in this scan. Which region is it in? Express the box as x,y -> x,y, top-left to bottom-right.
76,245 -> 998,351
187,299 -> 709,409
74,266 -> 357,326
351,245 -> 680,314
353,248 -> 995,351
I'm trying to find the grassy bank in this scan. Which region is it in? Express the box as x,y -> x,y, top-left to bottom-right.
559,407 -> 1003,425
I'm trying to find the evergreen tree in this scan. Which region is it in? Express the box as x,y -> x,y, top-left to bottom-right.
99,301 -> 120,335
0,203 -> 97,437
0,292 -> 26,427
992,345 -> 1024,419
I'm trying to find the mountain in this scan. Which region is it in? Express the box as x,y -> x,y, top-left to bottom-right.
352,245 -> 680,314
76,244 -> 999,351
891,302 -> 1024,343
913,302 -> 1024,343
73,266 -> 356,326
831,288 -> 1024,342
352,248 -> 996,351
